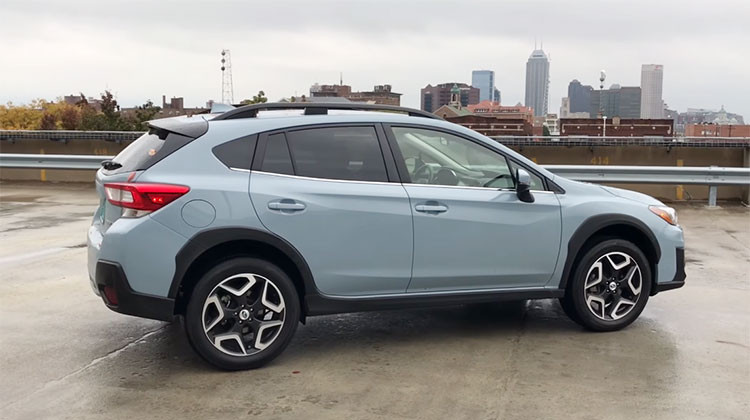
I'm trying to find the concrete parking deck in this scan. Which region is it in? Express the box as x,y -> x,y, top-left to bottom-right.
1,182 -> 748,419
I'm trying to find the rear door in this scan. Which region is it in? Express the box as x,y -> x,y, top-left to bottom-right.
248,124 -> 413,296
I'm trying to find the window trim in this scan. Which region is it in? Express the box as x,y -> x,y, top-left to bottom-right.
382,123 -> 554,192
252,123 -> 400,183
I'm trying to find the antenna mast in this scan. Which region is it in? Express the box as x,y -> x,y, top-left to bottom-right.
221,49 -> 234,104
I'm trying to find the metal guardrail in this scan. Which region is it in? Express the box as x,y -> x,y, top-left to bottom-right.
543,165 -> 750,185
0,154 -> 110,170
1,153 -> 748,206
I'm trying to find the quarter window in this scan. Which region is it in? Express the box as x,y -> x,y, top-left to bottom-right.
261,133 -> 294,175
391,127 -> 514,189
285,127 -> 388,182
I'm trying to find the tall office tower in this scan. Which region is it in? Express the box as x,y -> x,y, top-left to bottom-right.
640,64 -> 664,118
568,79 -> 593,113
525,48 -> 550,117
471,70 -> 496,102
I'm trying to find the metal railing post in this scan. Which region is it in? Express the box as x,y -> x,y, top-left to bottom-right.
708,185 -> 718,208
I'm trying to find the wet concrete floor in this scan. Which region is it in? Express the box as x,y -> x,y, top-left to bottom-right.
0,182 -> 748,419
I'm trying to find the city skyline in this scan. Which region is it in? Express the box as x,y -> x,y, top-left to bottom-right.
1,0 -> 749,118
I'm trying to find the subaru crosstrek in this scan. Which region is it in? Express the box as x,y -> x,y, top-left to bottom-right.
88,103 -> 685,370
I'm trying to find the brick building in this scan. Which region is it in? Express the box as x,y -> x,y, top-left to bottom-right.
560,118 -> 674,137
347,85 -> 401,106
421,83 -> 479,112
309,84 -> 401,105
685,124 -> 750,138
434,100 -> 535,136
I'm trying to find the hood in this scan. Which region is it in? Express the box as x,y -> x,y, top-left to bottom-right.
600,185 -> 663,206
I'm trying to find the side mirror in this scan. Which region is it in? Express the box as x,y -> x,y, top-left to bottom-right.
516,168 -> 535,203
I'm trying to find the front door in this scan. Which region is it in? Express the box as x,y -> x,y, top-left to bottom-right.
249,125 -> 413,297
386,125 -> 562,293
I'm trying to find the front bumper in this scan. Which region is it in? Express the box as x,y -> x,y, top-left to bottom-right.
94,260 -> 175,321
653,247 -> 686,294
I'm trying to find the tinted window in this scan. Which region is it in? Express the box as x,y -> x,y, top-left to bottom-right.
109,129 -> 192,174
212,135 -> 257,170
391,127 -> 514,189
261,133 -> 294,175
286,127 -> 387,182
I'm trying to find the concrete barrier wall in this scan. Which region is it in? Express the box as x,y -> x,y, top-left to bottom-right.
1,137 -> 748,202
507,145 -> 748,201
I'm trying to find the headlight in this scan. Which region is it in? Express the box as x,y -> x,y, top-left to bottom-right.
649,205 -> 678,226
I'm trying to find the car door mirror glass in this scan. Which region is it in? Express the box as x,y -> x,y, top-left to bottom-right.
516,168 -> 535,203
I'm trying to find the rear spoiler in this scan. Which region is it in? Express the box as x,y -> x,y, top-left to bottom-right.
147,116 -> 209,139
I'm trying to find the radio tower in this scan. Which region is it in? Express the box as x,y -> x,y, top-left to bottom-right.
221,49 -> 234,104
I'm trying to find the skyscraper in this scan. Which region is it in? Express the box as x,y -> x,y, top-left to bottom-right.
471,70 -> 496,103
567,79 -> 593,113
640,64 -> 664,119
524,48 -> 550,117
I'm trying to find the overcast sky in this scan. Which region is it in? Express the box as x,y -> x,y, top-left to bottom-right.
2,0 -> 749,118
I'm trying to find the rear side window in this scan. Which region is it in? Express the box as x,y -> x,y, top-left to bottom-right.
261,133 -> 294,175
110,129 -> 193,173
285,127 -> 387,182
212,135 -> 257,170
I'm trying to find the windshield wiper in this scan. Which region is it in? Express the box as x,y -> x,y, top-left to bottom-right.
101,160 -> 122,170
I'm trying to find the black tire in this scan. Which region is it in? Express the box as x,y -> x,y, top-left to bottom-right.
562,239 -> 651,332
185,257 -> 300,370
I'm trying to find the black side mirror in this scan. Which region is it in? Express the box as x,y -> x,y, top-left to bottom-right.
516,168 -> 535,203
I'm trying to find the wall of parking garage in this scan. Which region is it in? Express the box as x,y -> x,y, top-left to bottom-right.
1,136 -> 748,203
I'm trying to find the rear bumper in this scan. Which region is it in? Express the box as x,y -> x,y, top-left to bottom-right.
653,247 -> 686,294
95,260 -> 175,322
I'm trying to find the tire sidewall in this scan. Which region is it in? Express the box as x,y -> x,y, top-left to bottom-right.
185,257 -> 300,370
569,239 -> 651,331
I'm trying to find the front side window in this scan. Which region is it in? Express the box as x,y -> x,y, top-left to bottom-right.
391,127 -> 515,189
285,126 -> 388,182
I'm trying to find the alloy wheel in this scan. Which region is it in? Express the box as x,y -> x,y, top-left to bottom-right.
583,252 -> 643,321
202,273 -> 286,356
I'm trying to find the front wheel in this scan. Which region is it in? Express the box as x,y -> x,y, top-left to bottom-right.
563,239 -> 651,331
185,257 -> 300,370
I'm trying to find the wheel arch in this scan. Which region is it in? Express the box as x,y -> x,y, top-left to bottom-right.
559,214 -> 661,293
170,227 -> 317,318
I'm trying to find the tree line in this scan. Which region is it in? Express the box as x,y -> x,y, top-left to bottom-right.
0,91 -> 161,131
1,90 -> 269,131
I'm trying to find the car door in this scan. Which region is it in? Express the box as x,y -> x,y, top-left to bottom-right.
385,125 -> 562,293
249,124 -> 413,297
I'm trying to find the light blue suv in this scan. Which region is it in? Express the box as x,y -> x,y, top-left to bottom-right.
88,103 -> 685,370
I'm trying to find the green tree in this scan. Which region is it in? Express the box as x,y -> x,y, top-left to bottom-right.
128,100 -> 161,131
240,91 -> 268,105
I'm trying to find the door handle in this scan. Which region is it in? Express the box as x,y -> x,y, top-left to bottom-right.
268,200 -> 306,212
415,203 -> 448,213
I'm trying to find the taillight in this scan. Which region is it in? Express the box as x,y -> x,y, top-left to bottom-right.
103,182 -> 189,217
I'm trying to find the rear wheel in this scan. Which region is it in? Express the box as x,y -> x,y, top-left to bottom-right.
563,239 -> 651,331
185,257 -> 300,370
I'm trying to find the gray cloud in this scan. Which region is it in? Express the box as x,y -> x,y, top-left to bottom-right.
1,0 -> 748,118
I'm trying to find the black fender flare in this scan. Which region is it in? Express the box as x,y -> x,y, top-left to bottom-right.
558,214 -> 661,290
168,227 -> 318,299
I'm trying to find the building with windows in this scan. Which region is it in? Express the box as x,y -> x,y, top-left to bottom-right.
420,83 -> 480,112
640,64 -> 664,119
471,70 -> 498,103
560,118 -> 673,137
589,86 -> 642,119
432,100 -> 535,136
309,83 -> 401,105
567,79 -> 593,114
524,48 -> 550,117
685,123 -> 750,137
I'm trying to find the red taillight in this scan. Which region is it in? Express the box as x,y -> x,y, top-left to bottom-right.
103,182 -> 189,212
